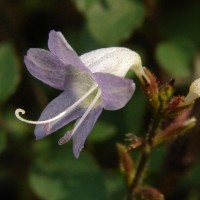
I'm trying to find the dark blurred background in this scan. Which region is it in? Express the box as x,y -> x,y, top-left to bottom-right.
0,0 -> 200,199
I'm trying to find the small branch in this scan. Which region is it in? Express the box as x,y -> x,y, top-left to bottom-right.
127,111 -> 162,200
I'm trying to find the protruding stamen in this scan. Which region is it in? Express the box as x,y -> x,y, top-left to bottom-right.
15,108 -> 69,124
70,90 -> 101,137
15,85 -> 98,125
58,131 -> 72,145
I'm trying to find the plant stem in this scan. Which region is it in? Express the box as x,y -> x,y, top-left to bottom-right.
127,111 -> 162,200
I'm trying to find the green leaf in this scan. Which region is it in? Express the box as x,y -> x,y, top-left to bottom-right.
124,88 -> 146,134
4,109 -> 30,139
156,40 -> 195,79
0,43 -> 20,103
88,121 -> 116,143
30,144 -> 107,200
73,0 -> 98,12
180,159 -> 200,188
86,0 -> 145,45
105,173 -> 125,200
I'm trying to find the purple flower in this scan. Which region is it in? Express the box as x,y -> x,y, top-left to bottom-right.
15,30 -> 148,158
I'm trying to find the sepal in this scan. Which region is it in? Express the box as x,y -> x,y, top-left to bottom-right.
133,186 -> 165,200
125,133 -> 144,151
142,68 -> 159,110
142,68 -> 194,117
154,115 -> 196,147
116,143 -> 135,186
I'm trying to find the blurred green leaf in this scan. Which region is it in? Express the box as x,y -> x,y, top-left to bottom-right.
147,146 -> 166,186
0,43 -> 20,103
105,173 -> 125,200
31,174 -> 65,200
65,28 -> 101,55
86,0 -> 145,45
79,27 -> 103,53
156,40 -> 195,79
88,121 -> 116,143
4,109 -> 30,139
124,88 -> 146,134
0,131 -> 6,153
30,145 -> 107,200
149,147 -> 166,175
180,160 -> 200,188
73,0 -> 98,12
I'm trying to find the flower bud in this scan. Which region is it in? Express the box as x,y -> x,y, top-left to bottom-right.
133,186 -> 165,200
184,78 -> 200,105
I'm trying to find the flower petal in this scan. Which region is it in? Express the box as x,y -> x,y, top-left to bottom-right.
25,48 -> 92,90
34,90 -> 86,140
48,30 -> 90,72
25,48 -> 67,90
72,106 -> 103,158
80,47 -> 141,77
80,47 -> 119,67
184,78 -> 200,105
92,72 -> 135,110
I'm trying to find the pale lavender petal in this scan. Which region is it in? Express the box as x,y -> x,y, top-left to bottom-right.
34,90 -> 86,140
72,106 -> 103,158
48,30 -> 90,73
25,48 -> 68,90
92,72 -> 135,110
25,48 -> 92,90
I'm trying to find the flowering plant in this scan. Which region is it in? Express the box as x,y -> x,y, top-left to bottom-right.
15,30 -> 200,199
